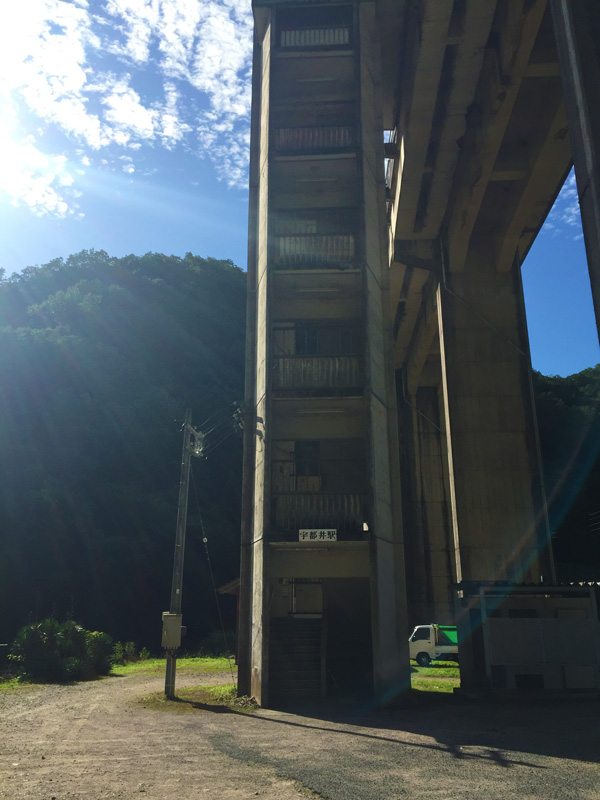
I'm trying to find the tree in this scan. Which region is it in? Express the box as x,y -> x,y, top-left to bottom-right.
533,365 -> 600,577
0,251 -> 246,648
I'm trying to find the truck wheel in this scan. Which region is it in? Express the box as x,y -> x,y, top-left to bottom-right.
416,652 -> 431,667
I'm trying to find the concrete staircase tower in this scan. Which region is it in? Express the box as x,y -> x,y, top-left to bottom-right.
240,0 -> 410,707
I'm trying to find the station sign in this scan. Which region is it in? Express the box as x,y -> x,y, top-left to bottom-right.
299,529 -> 337,542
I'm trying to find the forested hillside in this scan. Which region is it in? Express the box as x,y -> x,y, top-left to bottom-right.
533,365 -> 600,578
0,251 -> 598,650
0,251 -> 246,648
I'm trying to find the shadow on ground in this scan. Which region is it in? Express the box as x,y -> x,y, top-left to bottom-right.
248,690 -> 600,767
170,696 -> 235,713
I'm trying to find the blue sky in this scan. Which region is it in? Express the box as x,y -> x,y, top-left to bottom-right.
1,0 -> 598,377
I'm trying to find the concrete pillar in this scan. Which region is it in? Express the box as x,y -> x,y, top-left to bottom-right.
360,1 -> 410,700
437,251 -> 544,584
551,0 -> 600,345
414,385 -> 455,623
248,14 -> 272,707
398,377 -> 455,626
396,379 -> 428,626
237,9 -> 270,699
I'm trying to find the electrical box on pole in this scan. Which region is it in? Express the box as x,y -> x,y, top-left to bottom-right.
162,612 -> 183,650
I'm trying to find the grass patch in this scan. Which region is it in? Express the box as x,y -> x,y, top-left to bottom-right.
410,660 -> 459,679
0,656 -> 234,689
112,656 -> 235,677
0,678 -> 40,695
410,660 -> 460,693
136,683 -> 257,713
411,677 -> 459,694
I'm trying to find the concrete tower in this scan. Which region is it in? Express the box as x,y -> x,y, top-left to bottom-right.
239,0 -> 410,707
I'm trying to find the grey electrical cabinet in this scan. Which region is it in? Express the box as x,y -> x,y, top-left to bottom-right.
162,612 -> 183,649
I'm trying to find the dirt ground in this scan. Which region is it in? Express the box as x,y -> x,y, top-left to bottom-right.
1,670 -> 599,800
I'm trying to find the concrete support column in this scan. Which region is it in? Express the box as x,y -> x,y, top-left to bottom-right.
237,10 -> 271,699
551,0 -> 600,345
437,255 -> 543,584
398,363 -> 456,627
360,1 -> 410,700
396,377 -> 427,627
248,15 -> 272,707
414,385 -> 455,623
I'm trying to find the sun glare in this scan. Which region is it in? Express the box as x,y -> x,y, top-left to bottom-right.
0,103 -> 71,217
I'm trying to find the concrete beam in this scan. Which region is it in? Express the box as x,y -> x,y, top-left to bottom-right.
405,276 -> 440,396
393,241 -> 437,272
444,0 -> 547,272
392,1 -> 454,238
419,0 -> 496,238
270,542 -> 371,579
551,0 -> 600,344
524,61 -> 560,77
390,265 -> 431,369
490,168 -> 529,181
497,98 -> 569,271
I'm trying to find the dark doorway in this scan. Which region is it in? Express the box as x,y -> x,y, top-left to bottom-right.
324,578 -> 373,696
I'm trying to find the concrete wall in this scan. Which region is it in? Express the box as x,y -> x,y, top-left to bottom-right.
458,590 -> 600,691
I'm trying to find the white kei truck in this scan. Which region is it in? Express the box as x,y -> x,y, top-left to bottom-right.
409,624 -> 459,666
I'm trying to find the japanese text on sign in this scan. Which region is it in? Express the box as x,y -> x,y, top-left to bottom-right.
299,529 -> 337,542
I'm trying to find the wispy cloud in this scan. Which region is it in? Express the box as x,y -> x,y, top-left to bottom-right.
544,170 -> 584,241
0,102 -> 76,217
0,0 -> 253,216
119,154 -> 135,174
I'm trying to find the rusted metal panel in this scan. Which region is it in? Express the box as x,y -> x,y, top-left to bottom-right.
274,126 -> 355,150
280,26 -> 350,48
273,355 -> 362,390
271,492 -> 366,539
274,234 -> 355,267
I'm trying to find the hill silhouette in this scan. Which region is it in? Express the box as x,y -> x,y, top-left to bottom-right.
0,250 -> 246,648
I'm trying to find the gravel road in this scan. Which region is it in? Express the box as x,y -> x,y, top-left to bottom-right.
1,672 -> 598,799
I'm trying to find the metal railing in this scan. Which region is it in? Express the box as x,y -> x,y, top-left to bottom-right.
274,126 -> 355,152
273,355 -> 363,393
273,234 -> 356,268
272,458 -> 366,494
279,27 -> 351,48
271,492 -> 367,540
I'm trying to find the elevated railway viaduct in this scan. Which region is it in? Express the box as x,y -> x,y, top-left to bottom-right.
239,0 -> 600,705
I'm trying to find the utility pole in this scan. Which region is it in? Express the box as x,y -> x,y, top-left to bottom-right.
163,409 -> 203,698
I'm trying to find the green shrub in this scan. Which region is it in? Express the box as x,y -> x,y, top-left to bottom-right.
63,657 -> 85,681
111,640 -> 141,665
10,619 -> 113,682
87,631 -> 113,675
10,619 -> 67,682
60,621 -> 89,659
124,641 -> 137,662
112,641 -> 124,665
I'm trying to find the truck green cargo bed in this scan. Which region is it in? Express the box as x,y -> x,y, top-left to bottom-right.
437,626 -> 458,646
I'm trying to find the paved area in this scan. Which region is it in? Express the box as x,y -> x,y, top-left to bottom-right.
1,672 -> 598,799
